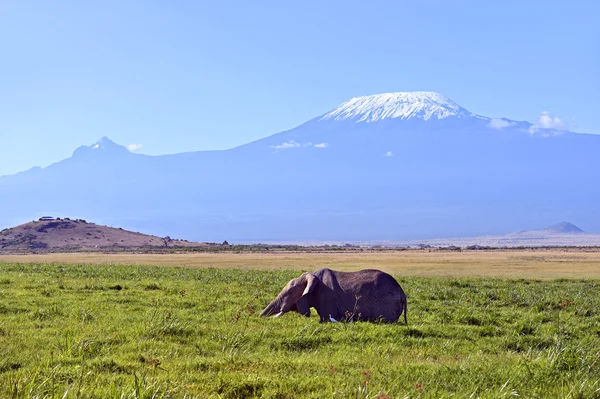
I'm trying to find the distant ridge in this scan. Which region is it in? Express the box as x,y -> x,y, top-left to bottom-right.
392,222 -> 598,248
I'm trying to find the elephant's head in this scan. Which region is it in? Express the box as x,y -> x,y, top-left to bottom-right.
259,272 -> 319,318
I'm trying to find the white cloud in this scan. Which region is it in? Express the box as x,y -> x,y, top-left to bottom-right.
528,111 -> 567,135
270,141 -> 329,150
487,119 -> 516,130
385,151 -> 393,157
538,111 -> 565,130
127,144 -> 143,152
270,140 -> 301,150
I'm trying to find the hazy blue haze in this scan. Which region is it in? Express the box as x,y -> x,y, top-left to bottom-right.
1,0 -> 599,176
1,98 -> 599,241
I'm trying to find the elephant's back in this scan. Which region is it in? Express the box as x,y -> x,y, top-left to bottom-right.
332,269 -> 404,299
332,269 -> 402,291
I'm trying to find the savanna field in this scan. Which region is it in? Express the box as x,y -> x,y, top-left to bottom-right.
1,252 -> 600,398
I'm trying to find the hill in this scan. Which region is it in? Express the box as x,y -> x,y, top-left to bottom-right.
525,222 -> 585,235
0,217 -> 213,251
1,91 -> 599,242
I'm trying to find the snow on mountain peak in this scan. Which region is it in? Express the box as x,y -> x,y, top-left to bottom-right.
72,137 -> 128,157
321,92 -> 476,123
95,136 -> 117,148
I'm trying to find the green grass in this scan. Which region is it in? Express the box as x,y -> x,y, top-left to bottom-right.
1,262 -> 600,398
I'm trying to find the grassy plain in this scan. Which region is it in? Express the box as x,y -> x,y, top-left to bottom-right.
1,252 -> 600,398
2,249 -> 600,278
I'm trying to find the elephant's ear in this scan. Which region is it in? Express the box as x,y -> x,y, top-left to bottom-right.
301,273 -> 319,297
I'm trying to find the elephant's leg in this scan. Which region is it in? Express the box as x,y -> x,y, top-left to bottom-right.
315,311 -> 328,323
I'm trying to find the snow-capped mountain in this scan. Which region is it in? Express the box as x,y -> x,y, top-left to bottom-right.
320,92 -> 479,122
1,92 -> 599,242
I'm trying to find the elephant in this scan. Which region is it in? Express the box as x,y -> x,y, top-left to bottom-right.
260,268 -> 407,324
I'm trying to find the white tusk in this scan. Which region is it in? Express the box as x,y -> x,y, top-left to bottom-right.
271,312 -> 284,318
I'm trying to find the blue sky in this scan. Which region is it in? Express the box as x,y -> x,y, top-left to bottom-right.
1,0 -> 598,176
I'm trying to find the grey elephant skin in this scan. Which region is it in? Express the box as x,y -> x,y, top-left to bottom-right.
260,268 -> 407,324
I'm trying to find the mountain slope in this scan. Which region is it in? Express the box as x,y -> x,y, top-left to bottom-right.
1,92 -> 599,242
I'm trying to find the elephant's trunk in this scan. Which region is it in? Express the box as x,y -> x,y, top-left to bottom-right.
260,298 -> 281,317
259,307 -> 271,317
